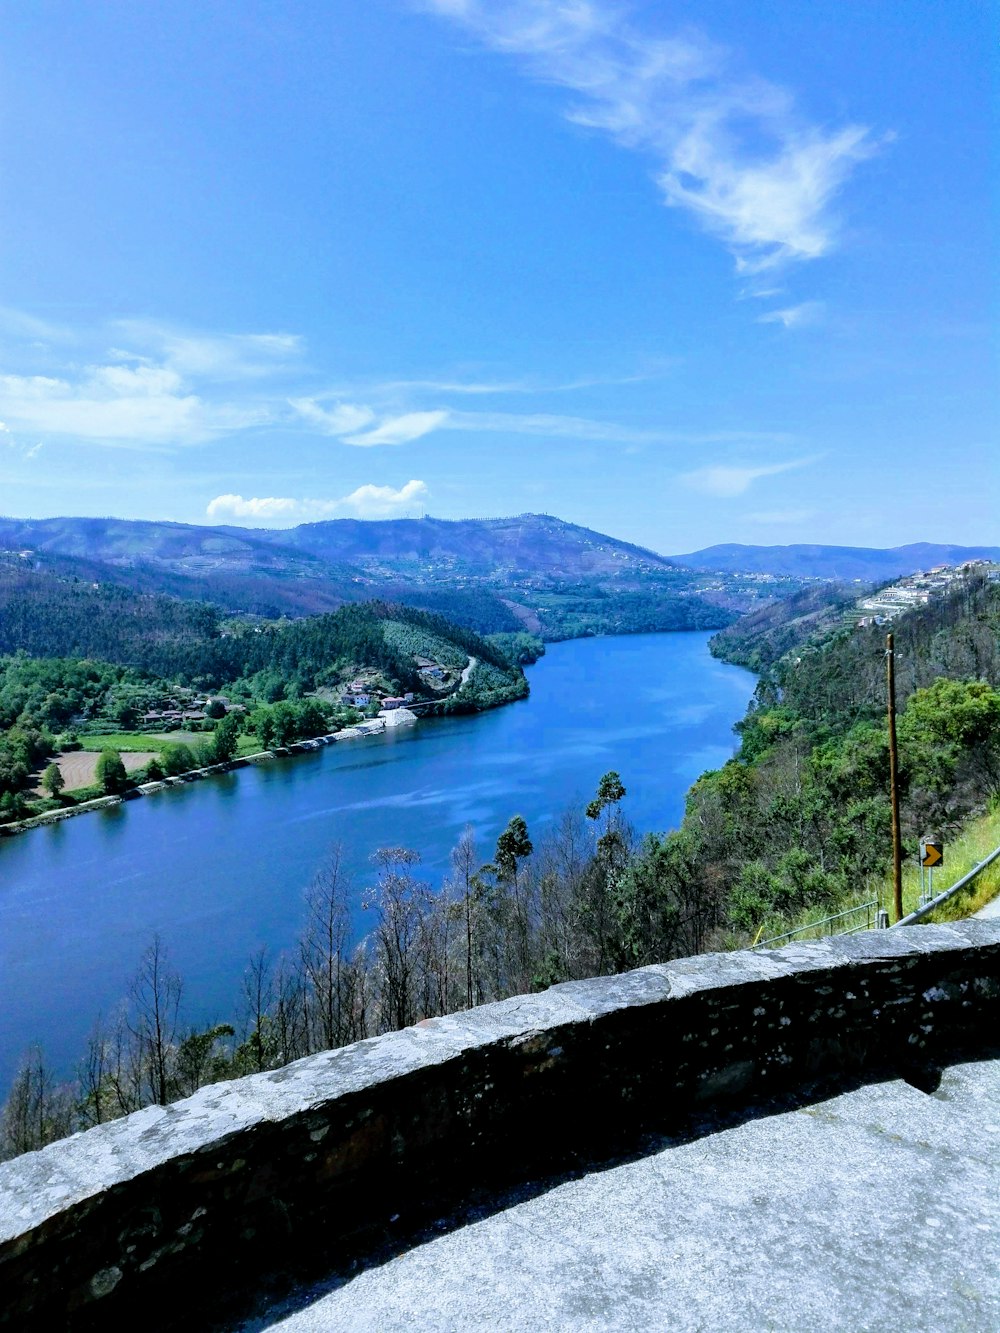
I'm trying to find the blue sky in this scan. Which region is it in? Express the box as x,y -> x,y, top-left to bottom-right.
0,0 -> 995,553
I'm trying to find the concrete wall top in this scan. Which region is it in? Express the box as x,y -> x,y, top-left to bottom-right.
2,920 -> 998,1330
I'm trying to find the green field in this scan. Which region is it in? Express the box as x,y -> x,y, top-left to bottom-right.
77,731 -> 203,753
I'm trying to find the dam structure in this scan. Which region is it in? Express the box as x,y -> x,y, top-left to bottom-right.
1,921 -> 998,1331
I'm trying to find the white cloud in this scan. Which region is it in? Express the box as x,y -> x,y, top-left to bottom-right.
114,321 -> 303,380
289,398 -> 377,434
288,400 -> 449,446
0,319 -> 294,448
206,494 -> 301,520
679,457 -> 815,497
338,479 -> 430,515
342,410 -> 450,447
0,367 -> 268,447
206,480 -> 429,524
420,0 -> 880,271
757,301 -> 824,329
0,307 -> 71,341
445,409 -> 651,442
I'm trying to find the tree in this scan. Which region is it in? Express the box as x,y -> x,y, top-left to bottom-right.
235,947 -> 278,1074
207,712 -> 241,764
160,742 -> 196,777
0,1047 -> 74,1160
204,698 -> 226,720
95,748 -> 128,795
494,815 -> 534,992
301,846 -> 358,1051
270,701 -> 298,747
174,1024 -> 234,1096
448,825 -> 481,1009
249,706 -> 276,750
364,847 -> 428,1032
127,936 -> 182,1106
41,762 -> 64,799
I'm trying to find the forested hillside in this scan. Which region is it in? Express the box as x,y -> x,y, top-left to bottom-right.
0,565 -> 530,814
651,566 -> 1000,942
0,514 -> 759,636
703,583 -> 861,673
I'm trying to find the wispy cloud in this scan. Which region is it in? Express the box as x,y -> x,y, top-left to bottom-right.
371,367 -> 672,395
419,0 -> 880,272
342,410 -> 451,447
679,457 -> 816,497
0,367 -> 269,448
289,399 -> 449,446
114,321 -> 304,380
206,479 -> 429,523
290,395 -> 788,449
289,399 -> 377,434
757,301 -> 824,329
0,307 -> 72,342
0,315 -> 298,448
0,418 -> 44,461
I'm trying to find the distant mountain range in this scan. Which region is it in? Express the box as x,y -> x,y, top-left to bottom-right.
0,513 -> 713,639
1,513 -> 994,635
0,513 -> 675,581
672,542 -> 1000,581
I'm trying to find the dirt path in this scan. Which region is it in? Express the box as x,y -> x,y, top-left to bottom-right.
460,655 -> 477,686
34,751 -> 156,794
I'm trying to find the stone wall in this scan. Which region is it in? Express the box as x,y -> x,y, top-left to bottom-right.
2,921 -> 998,1330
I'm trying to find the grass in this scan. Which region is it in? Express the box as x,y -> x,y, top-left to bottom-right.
77,731 -> 188,752
912,804 -> 1000,922
75,730 -> 321,761
751,802 -> 1000,947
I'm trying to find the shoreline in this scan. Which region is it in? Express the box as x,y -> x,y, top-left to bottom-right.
0,709 -> 422,839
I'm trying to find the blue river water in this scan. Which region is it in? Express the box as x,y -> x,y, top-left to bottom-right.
0,632 -> 754,1091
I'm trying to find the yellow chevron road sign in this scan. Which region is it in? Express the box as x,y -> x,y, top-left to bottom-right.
920,839 -> 943,868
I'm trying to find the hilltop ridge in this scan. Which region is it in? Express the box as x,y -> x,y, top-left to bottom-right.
675,541 -> 1000,580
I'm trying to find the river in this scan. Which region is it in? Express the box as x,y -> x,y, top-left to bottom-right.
0,632 -> 754,1091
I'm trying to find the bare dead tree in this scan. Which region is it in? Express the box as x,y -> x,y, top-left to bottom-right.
449,824 -> 481,1009
273,952 -> 309,1064
0,1047 -> 74,1159
364,847 -> 429,1032
239,945 -> 277,1073
79,1014 -> 112,1127
127,935 -> 182,1106
301,845 -> 355,1052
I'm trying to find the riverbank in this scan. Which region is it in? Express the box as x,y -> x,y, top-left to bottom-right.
0,709 -> 421,839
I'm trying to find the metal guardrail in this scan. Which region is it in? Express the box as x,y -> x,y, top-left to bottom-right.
753,840 -> 1000,949
756,899 -> 880,949
893,842 -> 1000,927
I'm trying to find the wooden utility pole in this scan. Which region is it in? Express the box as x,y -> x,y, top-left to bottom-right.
886,633 -> 903,921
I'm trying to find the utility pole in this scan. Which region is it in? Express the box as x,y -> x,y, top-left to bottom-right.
886,632 -> 903,921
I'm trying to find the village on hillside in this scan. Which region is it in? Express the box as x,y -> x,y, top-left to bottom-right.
855,561 -> 1000,626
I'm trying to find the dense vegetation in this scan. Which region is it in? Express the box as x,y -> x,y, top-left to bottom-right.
531,579 -> 736,640
706,583 -> 863,674
0,570 -> 530,816
687,568 -> 1000,935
